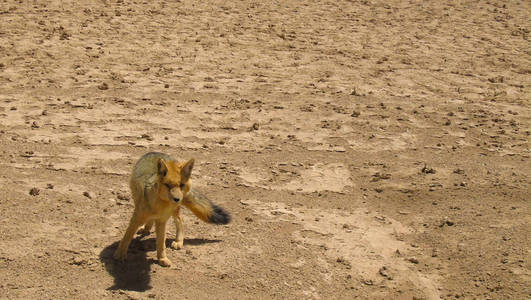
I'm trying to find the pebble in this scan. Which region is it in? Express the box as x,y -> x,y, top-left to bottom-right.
29,187 -> 40,196
421,165 -> 436,174
408,257 -> 419,264
97,82 -> 109,90
379,266 -> 393,280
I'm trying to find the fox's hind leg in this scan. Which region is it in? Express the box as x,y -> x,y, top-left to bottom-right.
130,178 -> 152,236
137,220 -> 153,236
171,207 -> 184,250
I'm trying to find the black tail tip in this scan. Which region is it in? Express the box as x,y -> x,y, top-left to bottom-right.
209,204 -> 231,225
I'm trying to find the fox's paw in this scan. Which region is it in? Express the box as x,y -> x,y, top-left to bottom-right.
113,249 -> 127,262
158,257 -> 172,267
171,240 -> 183,250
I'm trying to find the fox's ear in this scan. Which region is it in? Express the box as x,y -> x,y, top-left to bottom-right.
157,158 -> 168,177
181,158 -> 195,181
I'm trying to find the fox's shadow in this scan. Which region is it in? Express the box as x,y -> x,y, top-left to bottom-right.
100,237 -> 222,291
99,239 -> 153,292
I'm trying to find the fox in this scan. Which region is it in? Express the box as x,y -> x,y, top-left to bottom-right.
113,152 -> 231,267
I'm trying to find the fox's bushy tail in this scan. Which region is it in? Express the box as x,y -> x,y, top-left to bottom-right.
182,189 -> 231,225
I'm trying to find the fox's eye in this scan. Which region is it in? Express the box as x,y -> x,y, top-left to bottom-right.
179,183 -> 185,189
165,184 -> 172,189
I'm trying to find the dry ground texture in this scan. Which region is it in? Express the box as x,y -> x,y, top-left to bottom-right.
0,0 -> 529,299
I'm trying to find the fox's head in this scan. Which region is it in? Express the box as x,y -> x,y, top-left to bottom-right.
156,157 -> 194,203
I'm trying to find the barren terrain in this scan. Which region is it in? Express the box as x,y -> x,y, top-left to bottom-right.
0,0 -> 529,299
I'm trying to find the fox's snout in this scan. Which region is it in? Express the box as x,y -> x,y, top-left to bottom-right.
169,188 -> 183,203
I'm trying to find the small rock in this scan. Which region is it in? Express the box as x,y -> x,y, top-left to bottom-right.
421,165 -> 436,174
351,110 -> 361,117
440,217 -> 455,227
97,82 -> 109,90
29,187 -> 40,196
408,257 -> 419,264
46,183 -> 54,189
164,83 -> 169,88
83,191 -> 92,199
378,266 -> 392,280
453,168 -> 465,174
31,121 -> 40,129
362,279 -> 373,285
245,216 -> 253,222
251,123 -> 259,131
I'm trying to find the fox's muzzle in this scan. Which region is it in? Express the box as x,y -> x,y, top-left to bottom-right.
172,197 -> 180,203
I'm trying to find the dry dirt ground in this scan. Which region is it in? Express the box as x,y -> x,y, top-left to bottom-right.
0,0 -> 529,299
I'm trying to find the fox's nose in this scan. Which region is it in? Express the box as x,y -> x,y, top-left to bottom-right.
173,197 -> 180,203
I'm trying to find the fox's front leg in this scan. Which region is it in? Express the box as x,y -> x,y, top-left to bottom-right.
171,207 -> 184,250
114,212 -> 146,262
155,218 -> 171,267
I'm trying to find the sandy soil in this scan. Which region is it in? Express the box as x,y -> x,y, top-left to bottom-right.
0,0 -> 529,299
